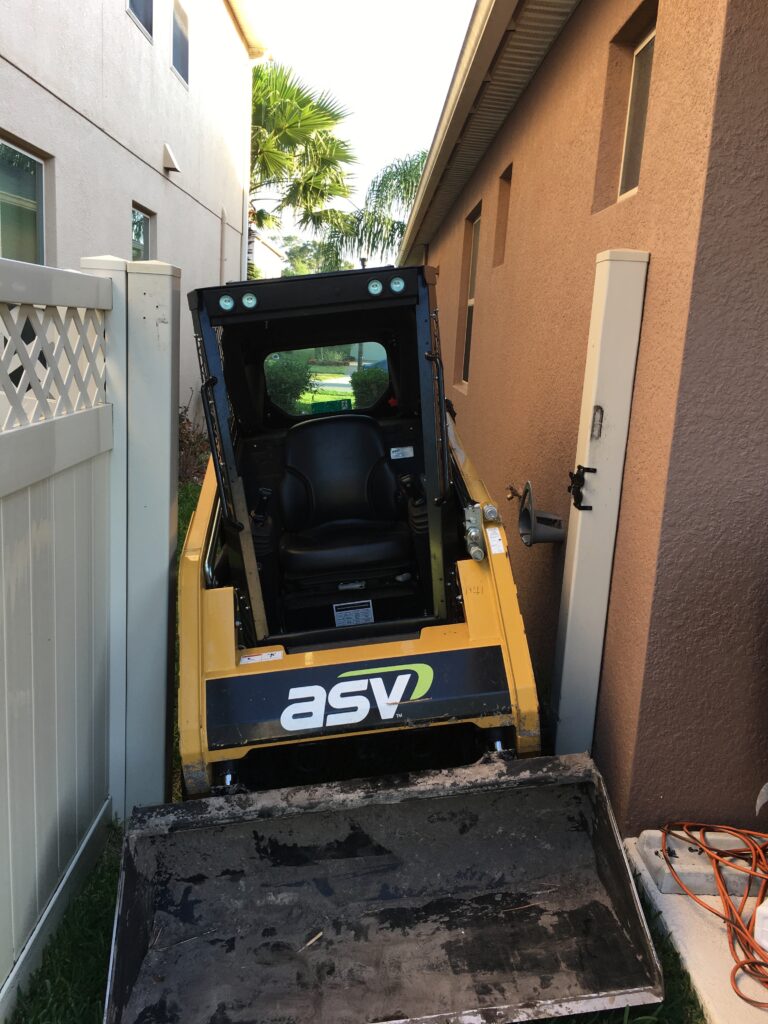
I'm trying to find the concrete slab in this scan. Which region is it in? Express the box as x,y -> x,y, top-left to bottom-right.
636,829 -> 762,896
626,838 -> 767,1023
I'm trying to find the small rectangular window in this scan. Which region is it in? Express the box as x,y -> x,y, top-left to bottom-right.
0,141 -> 44,264
460,209 -> 481,383
131,205 -> 152,260
264,343 -> 390,417
493,164 -> 512,266
172,3 -> 189,84
128,0 -> 153,38
619,29 -> 655,196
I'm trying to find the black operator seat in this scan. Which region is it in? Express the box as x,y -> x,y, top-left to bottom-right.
278,415 -> 411,577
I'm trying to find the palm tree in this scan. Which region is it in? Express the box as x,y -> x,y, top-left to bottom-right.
314,151 -> 427,265
250,63 -> 355,228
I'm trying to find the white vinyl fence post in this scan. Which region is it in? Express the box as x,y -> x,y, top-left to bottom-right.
552,249 -> 649,754
80,256 -> 129,820
125,261 -> 180,811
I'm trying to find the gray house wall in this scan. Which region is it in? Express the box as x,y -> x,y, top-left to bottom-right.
0,0 -> 253,410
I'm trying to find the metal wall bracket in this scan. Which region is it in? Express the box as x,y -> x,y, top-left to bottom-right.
568,465 -> 596,511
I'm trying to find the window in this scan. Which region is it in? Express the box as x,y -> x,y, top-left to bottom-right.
619,29 -> 655,196
264,343 -> 389,417
172,3 -> 189,84
493,164 -> 512,266
131,205 -> 152,260
0,141 -> 44,264
459,207 -> 481,384
128,0 -> 153,38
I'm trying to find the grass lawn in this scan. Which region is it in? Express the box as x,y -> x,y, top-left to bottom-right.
8,826 -> 122,1024
6,480 -> 706,1024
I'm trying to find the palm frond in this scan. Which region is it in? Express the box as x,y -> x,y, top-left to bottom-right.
250,61 -> 355,225
315,150 -> 427,263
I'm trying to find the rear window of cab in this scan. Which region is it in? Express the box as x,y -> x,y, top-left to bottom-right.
264,342 -> 389,417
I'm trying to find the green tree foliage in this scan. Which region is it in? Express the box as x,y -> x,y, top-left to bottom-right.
251,64 -> 355,228
280,235 -> 354,276
264,354 -> 316,413
316,151 -> 427,264
351,366 -> 389,408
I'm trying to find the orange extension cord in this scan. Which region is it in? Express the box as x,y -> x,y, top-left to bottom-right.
661,823 -> 768,1008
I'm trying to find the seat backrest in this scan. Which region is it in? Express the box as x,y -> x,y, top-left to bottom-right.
280,415 -> 398,530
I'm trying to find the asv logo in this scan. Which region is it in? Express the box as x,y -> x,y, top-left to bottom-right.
279,663 -> 433,732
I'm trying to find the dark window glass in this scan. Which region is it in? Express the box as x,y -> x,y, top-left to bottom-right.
619,32 -> 655,195
264,343 -> 389,417
173,4 -> 189,83
0,141 -> 43,264
461,212 -> 481,382
462,306 -> 474,384
129,0 -> 153,36
132,207 -> 151,260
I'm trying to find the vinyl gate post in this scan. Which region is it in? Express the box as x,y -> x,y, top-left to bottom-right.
552,250 -> 649,755
125,261 -> 180,810
80,256 -> 129,819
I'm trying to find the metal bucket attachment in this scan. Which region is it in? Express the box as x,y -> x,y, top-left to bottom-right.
105,753 -> 662,1023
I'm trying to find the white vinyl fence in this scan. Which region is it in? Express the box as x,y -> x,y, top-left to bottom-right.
0,256 -> 178,1018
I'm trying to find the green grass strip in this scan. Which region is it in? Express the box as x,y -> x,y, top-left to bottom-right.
9,825 -> 122,1024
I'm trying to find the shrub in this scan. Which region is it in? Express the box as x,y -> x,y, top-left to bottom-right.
315,345 -> 352,363
178,410 -> 210,483
351,366 -> 389,408
264,354 -> 317,412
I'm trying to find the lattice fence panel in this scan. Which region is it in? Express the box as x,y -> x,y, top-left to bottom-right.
0,301 -> 106,430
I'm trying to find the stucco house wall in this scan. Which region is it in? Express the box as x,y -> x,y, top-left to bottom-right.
597,0 -> 768,833
412,0 -> 767,830
0,0 -> 256,411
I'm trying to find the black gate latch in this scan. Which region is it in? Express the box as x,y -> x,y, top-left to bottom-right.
568,465 -> 596,511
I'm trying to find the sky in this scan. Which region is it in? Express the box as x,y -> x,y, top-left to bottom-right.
253,0 -> 476,218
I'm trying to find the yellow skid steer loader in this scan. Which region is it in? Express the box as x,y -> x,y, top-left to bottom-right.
104,267 -> 662,1023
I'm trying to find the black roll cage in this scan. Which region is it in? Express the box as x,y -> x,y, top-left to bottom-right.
188,265 -> 451,643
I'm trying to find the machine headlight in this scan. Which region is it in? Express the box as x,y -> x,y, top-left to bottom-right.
219,294 -> 235,311
367,279 -> 383,296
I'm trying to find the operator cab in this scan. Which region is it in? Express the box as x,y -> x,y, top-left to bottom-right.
189,266 -> 481,651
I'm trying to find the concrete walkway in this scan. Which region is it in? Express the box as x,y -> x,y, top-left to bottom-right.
626,838 -> 767,1023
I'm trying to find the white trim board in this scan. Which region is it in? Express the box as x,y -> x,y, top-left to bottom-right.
552,249 -> 650,754
0,799 -> 112,1022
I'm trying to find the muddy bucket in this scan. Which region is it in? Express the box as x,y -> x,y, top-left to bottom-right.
105,752 -> 662,1023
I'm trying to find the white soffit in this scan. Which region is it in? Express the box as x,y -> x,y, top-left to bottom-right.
399,0 -> 582,264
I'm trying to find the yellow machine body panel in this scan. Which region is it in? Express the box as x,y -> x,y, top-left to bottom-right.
179,451 -> 541,792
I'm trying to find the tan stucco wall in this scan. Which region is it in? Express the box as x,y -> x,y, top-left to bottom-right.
425,0 -> 740,828
0,0 -> 252,410
605,0 -> 768,833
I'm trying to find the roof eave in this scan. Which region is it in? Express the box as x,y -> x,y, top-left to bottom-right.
225,0 -> 268,59
398,0 -> 582,265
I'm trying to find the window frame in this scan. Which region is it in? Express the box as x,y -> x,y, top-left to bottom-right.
492,164 -> 512,267
618,27 -> 656,198
458,205 -> 482,385
127,0 -> 153,42
0,139 -> 45,265
131,204 -> 154,261
171,1 -> 190,86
